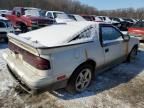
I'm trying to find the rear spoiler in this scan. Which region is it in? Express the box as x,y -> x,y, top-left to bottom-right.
8,33 -> 45,49
8,33 -> 93,51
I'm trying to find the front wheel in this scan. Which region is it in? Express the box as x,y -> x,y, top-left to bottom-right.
66,64 -> 93,93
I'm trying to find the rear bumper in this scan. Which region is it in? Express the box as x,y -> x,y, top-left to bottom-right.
3,52 -> 68,94
7,64 -> 68,94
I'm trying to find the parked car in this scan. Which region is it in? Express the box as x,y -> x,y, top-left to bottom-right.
4,7 -> 55,32
0,10 -> 11,16
97,16 -> 111,23
97,16 -> 121,27
45,11 -> 74,23
3,21 -> 139,94
128,21 -> 144,41
110,17 -> 132,31
68,14 -> 86,21
123,18 -> 135,26
0,16 -> 14,42
80,15 -> 95,21
81,15 -> 103,22
124,18 -> 137,24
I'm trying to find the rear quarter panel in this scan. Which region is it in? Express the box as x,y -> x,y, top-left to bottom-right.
47,41 -> 105,80
128,37 -> 139,53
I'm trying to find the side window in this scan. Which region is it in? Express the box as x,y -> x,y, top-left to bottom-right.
70,27 -> 93,42
0,22 -> 5,28
101,26 -> 122,41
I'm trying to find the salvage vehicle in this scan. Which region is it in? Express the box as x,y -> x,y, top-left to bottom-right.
3,21 -> 139,94
45,11 -> 74,23
0,16 -> 14,42
80,15 -> 95,21
128,21 -> 144,41
98,16 -> 121,28
110,17 -> 133,31
4,7 -> 55,33
0,10 -> 11,16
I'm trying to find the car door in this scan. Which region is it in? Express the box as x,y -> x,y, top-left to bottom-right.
99,24 -> 127,65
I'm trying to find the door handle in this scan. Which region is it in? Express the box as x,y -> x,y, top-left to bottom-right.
105,48 -> 109,53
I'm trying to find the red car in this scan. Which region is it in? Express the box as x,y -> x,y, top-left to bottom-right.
128,21 -> 144,41
4,7 -> 55,33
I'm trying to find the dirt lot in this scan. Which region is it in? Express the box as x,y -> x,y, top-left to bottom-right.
0,43 -> 144,108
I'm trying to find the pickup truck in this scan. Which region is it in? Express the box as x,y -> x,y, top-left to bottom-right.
4,7 -> 55,33
3,21 -> 139,94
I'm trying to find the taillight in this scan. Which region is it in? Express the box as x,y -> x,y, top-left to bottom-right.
9,42 -> 51,70
23,52 -> 51,70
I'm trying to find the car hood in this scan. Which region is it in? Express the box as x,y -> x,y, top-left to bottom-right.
55,18 -> 74,23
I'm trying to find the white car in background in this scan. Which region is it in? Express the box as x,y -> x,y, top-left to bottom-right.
98,16 -> 120,27
0,10 -> 11,16
68,14 -> 86,21
3,21 -> 139,94
45,11 -> 74,23
97,16 -> 112,23
0,16 -> 14,42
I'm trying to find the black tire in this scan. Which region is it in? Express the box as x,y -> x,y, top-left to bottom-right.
4,37 -> 8,43
127,46 -> 138,62
66,64 -> 94,93
20,23 -> 28,33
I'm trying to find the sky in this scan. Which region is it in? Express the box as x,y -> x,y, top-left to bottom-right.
79,0 -> 144,10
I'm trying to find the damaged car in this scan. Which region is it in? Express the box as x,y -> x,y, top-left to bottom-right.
3,21 -> 139,94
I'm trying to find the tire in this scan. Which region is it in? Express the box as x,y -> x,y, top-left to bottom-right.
66,64 -> 94,93
4,37 -> 8,43
127,46 -> 138,62
20,24 -> 28,33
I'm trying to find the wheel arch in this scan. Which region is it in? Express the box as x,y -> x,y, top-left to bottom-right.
67,59 -> 96,84
16,21 -> 27,27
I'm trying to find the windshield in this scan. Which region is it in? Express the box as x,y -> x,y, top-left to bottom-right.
53,12 -> 69,19
24,9 -> 44,17
74,15 -> 86,21
124,19 -> 133,22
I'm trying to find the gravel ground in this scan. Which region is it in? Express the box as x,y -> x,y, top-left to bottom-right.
0,43 -> 144,108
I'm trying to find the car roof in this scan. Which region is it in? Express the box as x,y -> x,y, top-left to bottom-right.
46,11 -> 65,13
19,21 -> 100,47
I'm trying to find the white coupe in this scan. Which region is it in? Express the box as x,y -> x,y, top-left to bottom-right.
3,21 -> 139,94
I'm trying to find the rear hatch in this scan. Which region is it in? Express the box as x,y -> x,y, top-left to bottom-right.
8,33 -> 51,70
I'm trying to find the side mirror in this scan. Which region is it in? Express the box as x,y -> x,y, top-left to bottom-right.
123,34 -> 130,41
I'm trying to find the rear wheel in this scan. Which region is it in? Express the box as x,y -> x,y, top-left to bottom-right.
66,64 -> 93,93
128,46 -> 138,62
